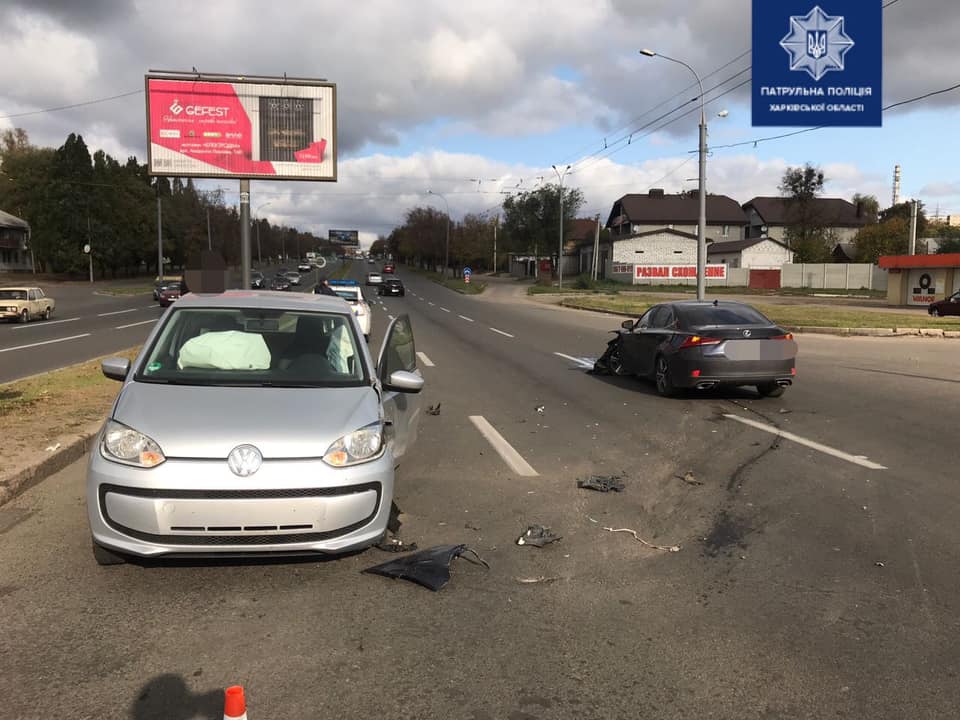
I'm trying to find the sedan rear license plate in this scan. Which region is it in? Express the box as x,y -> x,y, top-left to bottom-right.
722,339 -> 797,361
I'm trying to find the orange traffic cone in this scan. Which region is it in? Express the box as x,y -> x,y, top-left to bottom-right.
224,685 -> 248,720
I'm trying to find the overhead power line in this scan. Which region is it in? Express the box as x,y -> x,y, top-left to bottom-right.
0,89 -> 143,121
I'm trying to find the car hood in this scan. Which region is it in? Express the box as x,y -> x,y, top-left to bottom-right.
112,382 -> 380,459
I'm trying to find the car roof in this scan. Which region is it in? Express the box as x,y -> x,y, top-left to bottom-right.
0,286 -> 39,292
175,290 -> 351,314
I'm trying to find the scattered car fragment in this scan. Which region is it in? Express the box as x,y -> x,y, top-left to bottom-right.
516,524 -> 561,547
363,544 -> 489,591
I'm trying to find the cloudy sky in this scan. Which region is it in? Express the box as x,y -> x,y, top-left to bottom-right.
1,0 -> 958,246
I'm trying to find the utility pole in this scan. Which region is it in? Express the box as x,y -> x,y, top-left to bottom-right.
592,214 -> 601,281
552,164 -> 571,288
493,215 -> 498,274
87,216 -> 93,284
239,180 -> 251,289
206,208 -> 212,250
909,199 -> 918,255
256,222 -> 262,265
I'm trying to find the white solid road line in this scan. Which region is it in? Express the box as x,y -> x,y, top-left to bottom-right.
458,314 -> 475,322
416,351 -> 435,367
12,317 -> 80,330
469,415 -> 539,477
97,308 -> 138,317
0,333 -> 91,353
115,319 -> 157,330
440,307 -> 451,313
490,327 -> 514,338
723,414 -> 888,470
554,352 -> 596,370
388,314 -> 395,321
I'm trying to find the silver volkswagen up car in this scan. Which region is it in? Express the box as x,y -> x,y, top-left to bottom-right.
87,290 -> 423,564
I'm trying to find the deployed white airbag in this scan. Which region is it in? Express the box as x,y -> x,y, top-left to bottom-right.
177,331 -> 271,370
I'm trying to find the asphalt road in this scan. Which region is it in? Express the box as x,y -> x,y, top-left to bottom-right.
2,262 -> 959,719
0,264 -> 325,384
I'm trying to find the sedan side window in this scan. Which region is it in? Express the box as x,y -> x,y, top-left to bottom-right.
637,308 -> 655,329
27,290 -> 37,301
648,306 -> 670,329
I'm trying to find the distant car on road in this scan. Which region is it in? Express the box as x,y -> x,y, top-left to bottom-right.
379,277 -> 405,297
298,261 -> 312,273
366,271 -> 383,286
0,286 -> 55,323
593,300 -> 798,398
323,280 -> 372,339
157,283 -> 182,308
383,263 -> 396,274
270,275 -> 292,291
283,271 -> 302,287
250,271 -> 265,289
87,291 -> 424,565
367,257 -> 376,265
928,290 -> 960,317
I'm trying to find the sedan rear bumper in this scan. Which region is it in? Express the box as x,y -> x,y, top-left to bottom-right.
670,356 -> 796,389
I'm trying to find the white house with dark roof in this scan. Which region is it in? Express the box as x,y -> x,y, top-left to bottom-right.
707,237 -> 794,269
742,196 -> 871,244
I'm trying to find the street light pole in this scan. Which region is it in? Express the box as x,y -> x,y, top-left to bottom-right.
641,49 -> 707,300
551,164 -> 571,289
428,190 -> 450,277
255,202 -> 271,267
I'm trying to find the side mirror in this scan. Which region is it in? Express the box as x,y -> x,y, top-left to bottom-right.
621,320 -> 635,331
384,369 -> 424,394
101,357 -> 130,381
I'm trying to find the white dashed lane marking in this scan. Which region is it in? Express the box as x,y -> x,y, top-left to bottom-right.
440,307 -> 451,313
115,319 -> 158,330
97,308 -> 138,317
416,351 -> 435,367
469,415 -> 539,477
458,315 -> 474,322
553,352 -> 596,370
0,333 -> 91,353
723,414 -> 888,470
12,317 -> 80,330
489,327 -> 514,338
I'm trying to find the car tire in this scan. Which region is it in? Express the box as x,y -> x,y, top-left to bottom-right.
930,307 -> 940,317
400,291 -> 405,297
43,307 -> 52,320
19,308 -> 29,323
756,382 -> 786,398
654,355 -> 676,397
92,540 -> 127,566
606,343 -> 627,376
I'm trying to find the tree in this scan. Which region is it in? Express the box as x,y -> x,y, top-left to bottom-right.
851,193 -> 879,224
779,163 -> 831,262
880,201 -> 928,238
501,183 -> 584,260
854,217 -> 909,263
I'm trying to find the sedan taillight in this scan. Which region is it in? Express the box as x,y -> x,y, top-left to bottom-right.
679,335 -> 722,349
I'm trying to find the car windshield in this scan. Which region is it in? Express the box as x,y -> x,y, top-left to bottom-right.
333,288 -> 362,302
0,290 -> 28,300
677,304 -> 772,328
135,307 -> 366,387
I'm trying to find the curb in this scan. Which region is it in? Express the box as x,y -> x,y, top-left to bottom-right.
559,301 -> 960,338
0,424 -> 101,507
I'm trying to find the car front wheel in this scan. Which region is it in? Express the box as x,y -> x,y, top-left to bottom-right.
930,307 -> 940,317
756,382 -> 786,398
19,309 -> 29,323
655,355 -> 676,397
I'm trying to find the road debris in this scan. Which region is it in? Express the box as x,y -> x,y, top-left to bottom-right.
535,405 -> 545,414
363,544 -> 489,591
464,521 -> 482,531
601,526 -> 680,553
516,524 -> 561,547
45,443 -> 61,452
675,471 -> 703,486
515,576 -> 560,585
374,537 -> 418,553
875,561 -> 885,568
426,403 -> 442,416
577,474 -> 625,492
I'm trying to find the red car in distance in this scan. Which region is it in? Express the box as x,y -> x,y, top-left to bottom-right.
383,263 -> 396,274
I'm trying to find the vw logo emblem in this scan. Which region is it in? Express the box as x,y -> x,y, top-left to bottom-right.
227,445 -> 262,477
742,329 -> 752,337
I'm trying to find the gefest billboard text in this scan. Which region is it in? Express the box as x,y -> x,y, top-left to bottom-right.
146,76 -> 336,181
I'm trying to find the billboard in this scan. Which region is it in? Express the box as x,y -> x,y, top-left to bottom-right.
146,75 -> 336,180
329,229 -> 359,246
752,2 -> 882,127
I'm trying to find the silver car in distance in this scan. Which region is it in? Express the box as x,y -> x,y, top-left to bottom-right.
87,291 -> 423,565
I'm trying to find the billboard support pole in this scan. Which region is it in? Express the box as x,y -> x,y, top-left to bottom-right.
156,188 -> 163,282
240,179 -> 251,289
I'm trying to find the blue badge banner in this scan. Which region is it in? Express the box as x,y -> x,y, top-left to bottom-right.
752,1 -> 882,127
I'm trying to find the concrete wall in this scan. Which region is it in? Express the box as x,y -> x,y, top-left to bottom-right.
708,240 -> 793,269
780,263 -> 887,291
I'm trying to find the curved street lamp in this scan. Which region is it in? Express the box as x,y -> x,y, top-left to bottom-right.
551,164 -> 572,289
641,48 -> 707,300
427,190 -> 450,276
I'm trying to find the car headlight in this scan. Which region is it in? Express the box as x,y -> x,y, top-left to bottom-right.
322,421 -> 384,467
101,420 -> 166,468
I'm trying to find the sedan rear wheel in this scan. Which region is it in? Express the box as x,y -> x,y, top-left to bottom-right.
757,382 -> 786,398
43,307 -> 52,320
655,355 -> 676,397
19,308 -> 29,323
